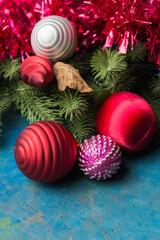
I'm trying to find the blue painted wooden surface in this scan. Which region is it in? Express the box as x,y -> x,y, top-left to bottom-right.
0,112 -> 160,240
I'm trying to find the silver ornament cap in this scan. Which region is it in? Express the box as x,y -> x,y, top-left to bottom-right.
31,15 -> 77,61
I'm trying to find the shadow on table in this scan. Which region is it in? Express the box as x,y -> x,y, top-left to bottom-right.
108,162 -> 129,182
51,163 -> 84,186
125,143 -> 160,162
42,161 -> 130,189
32,144 -> 160,190
51,143 -> 160,187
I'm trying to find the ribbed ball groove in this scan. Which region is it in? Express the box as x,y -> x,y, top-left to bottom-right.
14,121 -> 77,183
20,56 -> 53,87
31,15 -> 77,61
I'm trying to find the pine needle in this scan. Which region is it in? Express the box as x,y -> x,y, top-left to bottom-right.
126,42 -> 147,63
149,98 -> 160,121
90,47 -> 127,83
90,47 -> 137,93
0,86 -> 12,134
148,76 -> 160,98
140,86 -> 160,121
111,68 -> 137,93
10,80 -> 63,124
68,52 -> 91,75
66,111 -> 96,143
0,58 -> 21,81
54,89 -> 90,121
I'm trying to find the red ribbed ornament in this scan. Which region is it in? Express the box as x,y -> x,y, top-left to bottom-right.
14,121 -> 77,183
95,92 -> 157,152
20,56 -> 53,87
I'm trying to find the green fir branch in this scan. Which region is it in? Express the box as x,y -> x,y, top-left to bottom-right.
68,52 -> 91,75
53,89 -> 90,121
0,58 -> 21,81
90,48 -> 127,83
140,85 -> 160,122
66,111 -> 96,143
149,98 -> 160,122
90,47 -> 137,93
143,95 -> 160,146
126,42 -> 147,63
140,74 -> 160,123
10,80 -> 62,124
111,69 -> 136,93
148,76 -> 160,98
76,73 -> 101,92
0,86 -> 12,134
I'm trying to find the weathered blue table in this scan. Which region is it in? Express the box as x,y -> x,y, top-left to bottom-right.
0,112 -> 160,240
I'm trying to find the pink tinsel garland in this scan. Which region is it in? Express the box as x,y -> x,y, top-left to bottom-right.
0,0 -> 159,64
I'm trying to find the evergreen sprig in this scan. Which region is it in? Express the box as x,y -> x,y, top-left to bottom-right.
142,93 -> 160,146
66,111 -> 96,142
91,48 -> 127,83
126,42 -> 147,63
90,47 -> 137,93
148,76 -> 160,98
53,89 -> 90,121
68,52 -> 91,75
10,80 -> 62,124
111,69 -> 136,93
139,84 -> 160,122
0,58 -> 21,81
0,44 -> 159,149
0,86 -> 12,134
148,98 -> 160,121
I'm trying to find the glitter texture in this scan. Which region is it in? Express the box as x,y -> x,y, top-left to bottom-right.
78,135 -> 121,180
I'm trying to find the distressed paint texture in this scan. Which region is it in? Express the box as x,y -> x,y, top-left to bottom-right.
0,112 -> 160,240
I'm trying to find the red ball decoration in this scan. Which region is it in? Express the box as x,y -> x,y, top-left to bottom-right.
95,92 -> 157,152
20,56 -> 53,87
14,121 -> 77,183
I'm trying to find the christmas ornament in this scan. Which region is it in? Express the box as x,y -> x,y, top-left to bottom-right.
20,56 -> 53,87
0,1 -> 159,64
79,135 -> 121,180
53,62 -> 93,93
14,121 -> 77,183
95,92 -> 157,152
31,15 -> 77,61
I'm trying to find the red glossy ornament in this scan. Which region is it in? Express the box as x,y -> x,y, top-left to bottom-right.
20,56 -> 53,87
14,121 -> 77,183
95,92 -> 157,152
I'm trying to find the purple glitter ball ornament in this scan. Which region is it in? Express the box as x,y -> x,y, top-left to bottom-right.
78,135 -> 121,180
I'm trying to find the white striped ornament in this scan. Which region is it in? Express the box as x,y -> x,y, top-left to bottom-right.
31,15 -> 77,61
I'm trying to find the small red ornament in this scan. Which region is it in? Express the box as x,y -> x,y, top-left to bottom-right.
20,56 -> 53,87
14,121 -> 77,183
95,92 -> 157,152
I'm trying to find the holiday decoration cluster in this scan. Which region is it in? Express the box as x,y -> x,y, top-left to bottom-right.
0,1 -> 160,183
0,0 -> 160,64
